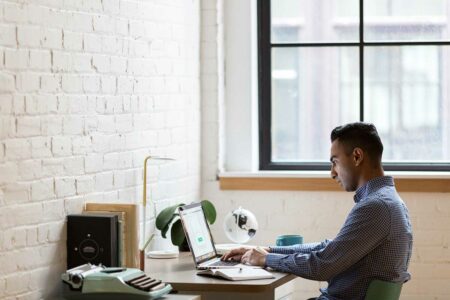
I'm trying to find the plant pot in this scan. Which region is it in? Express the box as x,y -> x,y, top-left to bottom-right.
178,239 -> 190,252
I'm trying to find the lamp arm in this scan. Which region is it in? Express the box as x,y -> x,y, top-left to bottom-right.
140,155 -> 175,271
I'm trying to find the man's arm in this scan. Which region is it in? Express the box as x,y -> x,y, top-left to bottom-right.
270,240 -> 331,255
265,199 -> 390,281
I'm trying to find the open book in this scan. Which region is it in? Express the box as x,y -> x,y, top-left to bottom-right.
197,267 -> 275,281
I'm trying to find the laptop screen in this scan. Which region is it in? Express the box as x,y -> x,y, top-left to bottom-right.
179,203 -> 216,264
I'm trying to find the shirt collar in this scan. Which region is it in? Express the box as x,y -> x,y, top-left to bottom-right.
353,176 -> 394,203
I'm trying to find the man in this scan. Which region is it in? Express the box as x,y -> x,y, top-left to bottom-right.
222,122 -> 413,300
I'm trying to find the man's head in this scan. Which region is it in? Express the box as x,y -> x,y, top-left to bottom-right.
329,122 -> 384,191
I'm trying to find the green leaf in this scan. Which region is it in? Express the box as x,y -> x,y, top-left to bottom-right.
156,203 -> 184,230
161,222 -> 171,239
201,200 -> 216,225
170,219 -> 186,246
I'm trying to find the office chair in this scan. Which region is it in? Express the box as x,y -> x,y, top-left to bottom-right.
365,279 -> 403,300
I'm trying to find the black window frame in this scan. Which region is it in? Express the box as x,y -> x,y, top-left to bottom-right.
258,0 -> 450,172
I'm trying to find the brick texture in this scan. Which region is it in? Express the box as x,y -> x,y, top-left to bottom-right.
0,0 -> 200,298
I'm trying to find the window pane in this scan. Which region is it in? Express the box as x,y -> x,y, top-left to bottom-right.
271,0 -> 359,43
271,47 -> 360,162
364,0 -> 450,41
364,46 -> 450,162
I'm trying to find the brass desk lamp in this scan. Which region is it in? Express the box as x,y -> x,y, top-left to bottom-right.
140,155 -> 175,271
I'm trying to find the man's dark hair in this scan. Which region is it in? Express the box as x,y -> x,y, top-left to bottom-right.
331,122 -> 384,162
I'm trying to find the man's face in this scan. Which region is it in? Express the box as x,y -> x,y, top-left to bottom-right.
330,139 -> 359,192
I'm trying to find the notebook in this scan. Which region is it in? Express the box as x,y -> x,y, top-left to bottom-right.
197,267 -> 275,281
178,203 -> 241,270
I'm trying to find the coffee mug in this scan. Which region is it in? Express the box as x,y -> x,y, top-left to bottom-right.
276,234 -> 303,246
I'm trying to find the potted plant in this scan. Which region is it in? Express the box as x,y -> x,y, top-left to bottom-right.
155,200 -> 216,251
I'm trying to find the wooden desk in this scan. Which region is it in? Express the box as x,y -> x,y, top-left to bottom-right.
146,253 -> 297,300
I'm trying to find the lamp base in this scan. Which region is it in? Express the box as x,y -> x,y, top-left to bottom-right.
147,250 -> 179,259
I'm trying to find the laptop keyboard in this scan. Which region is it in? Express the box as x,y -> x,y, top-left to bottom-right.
207,260 -> 239,267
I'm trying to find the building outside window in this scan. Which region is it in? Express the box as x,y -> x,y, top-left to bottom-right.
260,0 -> 450,171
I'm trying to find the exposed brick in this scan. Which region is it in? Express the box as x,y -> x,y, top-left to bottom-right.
18,160 -> 42,181
76,176 -> 95,194
51,136 -> 72,157
63,157 -> 84,175
29,50 -> 51,70
42,200 -> 65,222
41,28 -> 63,49
117,76 -> 134,94
92,55 -> 110,73
72,53 -> 92,72
115,114 -> 133,133
110,56 -> 127,74
63,30 -> 83,51
3,183 -> 30,205
0,24 -> 16,47
85,153 -> 103,173
16,73 -> 40,92
72,136 -> 92,155
3,228 -> 27,250
100,76 -> 116,93
62,116 -> 84,135
57,95 -> 87,114
40,74 -> 61,93
40,116 -> 63,136
12,95 -> 25,114
84,33 -> 101,52
55,177 -> 76,198
41,158 -> 64,177
25,95 -> 58,114
95,172 -> 113,191
0,73 -> 15,93
26,227 -> 38,246
93,15 -> 114,33
3,2 -> 28,23
0,279 -> 4,297
5,139 -> 31,160
6,271 -> 31,296
52,51 -> 72,72
16,116 -> 41,137
5,49 -> 28,70
0,95 -> 13,114
61,74 -> 83,93
97,115 -> 115,133
31,179 -> 55,202
102,0 -> 120,15
83,75 -> 101,93
17,25 -> 41,47
0,162 -> 18,184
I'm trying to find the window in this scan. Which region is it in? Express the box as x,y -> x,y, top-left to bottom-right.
259,0 -> 450,171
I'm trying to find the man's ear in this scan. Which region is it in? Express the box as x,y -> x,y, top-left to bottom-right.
352,147 -> 364,166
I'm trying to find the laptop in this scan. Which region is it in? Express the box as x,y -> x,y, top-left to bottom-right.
178,203 -> 241,270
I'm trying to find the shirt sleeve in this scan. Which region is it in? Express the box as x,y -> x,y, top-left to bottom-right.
270,240 -> 331,254
265,199 -> 390,281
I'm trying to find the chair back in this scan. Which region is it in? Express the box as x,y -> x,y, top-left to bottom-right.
365,279 -> 403,300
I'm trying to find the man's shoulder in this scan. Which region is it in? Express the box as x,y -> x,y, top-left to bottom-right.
354,196 -> 391,218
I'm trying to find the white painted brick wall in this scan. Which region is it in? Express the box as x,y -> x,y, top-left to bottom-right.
200,1 -> 450,300
0,0 -> 200,298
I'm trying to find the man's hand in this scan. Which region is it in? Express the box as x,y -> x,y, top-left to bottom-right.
241,247 -> 267,267
221,247 -> 249,262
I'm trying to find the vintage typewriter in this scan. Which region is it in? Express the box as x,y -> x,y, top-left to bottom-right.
61,263 -> 172,299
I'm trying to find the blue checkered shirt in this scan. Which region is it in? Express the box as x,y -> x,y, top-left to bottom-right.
266,176 -> 413,300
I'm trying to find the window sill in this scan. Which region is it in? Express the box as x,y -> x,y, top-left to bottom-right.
218,171 -> 450,193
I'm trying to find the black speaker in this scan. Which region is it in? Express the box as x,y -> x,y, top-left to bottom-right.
67,214 -> 119,269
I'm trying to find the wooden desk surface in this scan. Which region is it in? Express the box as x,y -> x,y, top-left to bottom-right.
145,252 -> 296,293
